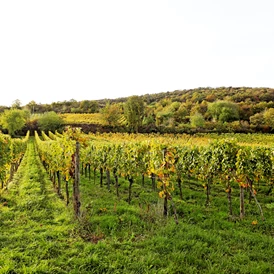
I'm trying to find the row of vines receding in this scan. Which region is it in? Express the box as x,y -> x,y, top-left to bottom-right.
0,131 -> 29,191
35,129 -> 274,222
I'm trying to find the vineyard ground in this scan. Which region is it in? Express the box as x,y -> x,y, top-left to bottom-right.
1,139 -> 274,273
0,140 -> 95,273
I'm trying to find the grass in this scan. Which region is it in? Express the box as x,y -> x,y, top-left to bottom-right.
1,139 -> 274,273
77,170 -> 274,273
0,140 -> 94,273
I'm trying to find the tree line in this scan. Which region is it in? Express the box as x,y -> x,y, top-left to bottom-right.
2,87 -> 274,134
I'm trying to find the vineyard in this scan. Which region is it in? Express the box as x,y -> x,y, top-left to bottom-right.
59,113 -> 107,125
0,131 -> 29,190
34,130 -> 274,221
1,130 -> 274,273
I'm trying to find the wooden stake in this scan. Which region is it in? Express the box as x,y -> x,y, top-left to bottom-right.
73,142 -> 81,217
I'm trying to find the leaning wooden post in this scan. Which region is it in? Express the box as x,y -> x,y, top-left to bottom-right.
73,141 -> 81,218
239,184 -> 245,220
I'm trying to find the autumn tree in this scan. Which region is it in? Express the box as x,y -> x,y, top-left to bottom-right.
250,112 -> 264,128
102,103 -> 123,127
263,108 -> 274,128
0,109 -> 28,136
124,96 -> 144,133
174,103 -> 189,124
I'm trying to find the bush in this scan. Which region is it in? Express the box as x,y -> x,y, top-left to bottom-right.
38,111 -> 64,132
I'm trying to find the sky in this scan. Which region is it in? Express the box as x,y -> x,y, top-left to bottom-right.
1,0 -> 274,107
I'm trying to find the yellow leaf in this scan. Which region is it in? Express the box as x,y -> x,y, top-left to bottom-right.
157,181 -> 163,188
169,166 -> 175,172
159,191 -> 165,198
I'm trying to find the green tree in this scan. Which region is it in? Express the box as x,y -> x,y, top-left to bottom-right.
11,99 -> 22,109
0,109 -> 27,136
174,104 -> 189,124
190,112 -> 205,128
79,100 -> 99,113
263,108 -> 274,128
124,96 -> 144,132
102,103 -> 123,127
250,112 -> 264,128
26,100 -> 37,114
38,111 -> 64,132
207,101 -> 239,122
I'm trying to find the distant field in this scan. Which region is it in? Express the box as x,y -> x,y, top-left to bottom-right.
59,113 -> 107,125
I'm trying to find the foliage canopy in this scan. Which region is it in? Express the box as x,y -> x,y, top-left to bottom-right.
207,100 -> 239,122
38,111 -> 64,132
0,108 -> 28,136
124,96 -> 144,132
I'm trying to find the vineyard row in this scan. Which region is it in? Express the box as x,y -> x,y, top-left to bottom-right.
0,131 -> 29,190
32,129 -> 274,221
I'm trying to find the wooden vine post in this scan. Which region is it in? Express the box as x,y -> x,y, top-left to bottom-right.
73,141 -> 81,218
239,183 -> 245,220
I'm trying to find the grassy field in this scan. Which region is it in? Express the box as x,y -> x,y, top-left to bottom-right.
77,172 -> 274,273
1,138 -> 274,273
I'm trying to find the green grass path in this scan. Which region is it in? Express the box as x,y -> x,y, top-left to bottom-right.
0,139 -> 94,273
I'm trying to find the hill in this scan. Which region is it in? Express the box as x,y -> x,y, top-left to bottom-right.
2,87 -> 274,134
58,87 -> 274,134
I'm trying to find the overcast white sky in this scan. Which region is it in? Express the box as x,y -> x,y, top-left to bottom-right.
1,0 -> 274,107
